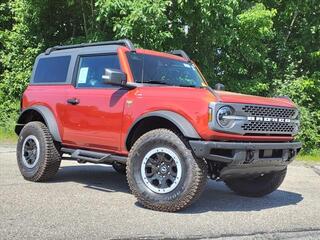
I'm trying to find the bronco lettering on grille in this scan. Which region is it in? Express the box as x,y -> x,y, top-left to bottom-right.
247,116 -> 291,123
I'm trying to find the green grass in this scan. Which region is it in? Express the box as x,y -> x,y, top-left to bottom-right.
0,128 -> 17,144
296,150 -> 320,163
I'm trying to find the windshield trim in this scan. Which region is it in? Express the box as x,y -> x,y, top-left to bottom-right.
126,52 -> 208,88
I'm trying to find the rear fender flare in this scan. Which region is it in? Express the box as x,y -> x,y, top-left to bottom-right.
16,105 -> 61,142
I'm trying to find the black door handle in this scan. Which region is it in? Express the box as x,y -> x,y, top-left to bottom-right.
67,98 -> 80,105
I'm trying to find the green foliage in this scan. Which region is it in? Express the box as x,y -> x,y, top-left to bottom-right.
0,100 -> 19,132
275,73 -> 320,152
0,0 -> 319,152
97,0 -> 173,49
220,3 -> 277,95
0,1 -> 42,134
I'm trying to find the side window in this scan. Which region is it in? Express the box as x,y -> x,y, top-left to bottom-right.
76,54 -> 121,88
33,56 -> 71,83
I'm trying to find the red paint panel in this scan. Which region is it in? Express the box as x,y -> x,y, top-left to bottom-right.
21,85 -> 68,140
120,86 -> 216,152
215,91 -> 295,108
62,86 -> 128,151
119,86 -> 294,154
118,47 -> 134,83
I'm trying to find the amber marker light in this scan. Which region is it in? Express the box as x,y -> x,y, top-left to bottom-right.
208,107 -> 213,122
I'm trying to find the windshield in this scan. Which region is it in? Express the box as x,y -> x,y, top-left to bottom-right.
126,52 -> 206,87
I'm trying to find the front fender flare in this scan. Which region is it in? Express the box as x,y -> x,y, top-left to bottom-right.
126,110 -> 201,147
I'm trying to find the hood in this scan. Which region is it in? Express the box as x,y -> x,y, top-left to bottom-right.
213,90 -> 295,108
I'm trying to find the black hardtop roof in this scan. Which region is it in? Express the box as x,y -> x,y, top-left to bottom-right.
43,39 -> 191,61
45,39 -> 135,55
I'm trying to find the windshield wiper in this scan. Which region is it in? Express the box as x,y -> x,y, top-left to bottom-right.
142,80 -> 205,88
178,84 -> 201,88
143,80 -> 170,85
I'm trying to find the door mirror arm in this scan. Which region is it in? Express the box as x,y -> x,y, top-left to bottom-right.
214,83 -> 225,91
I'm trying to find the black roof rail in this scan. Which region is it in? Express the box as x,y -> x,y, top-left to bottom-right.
45,39 -> 135,55
169,50 -> 191,62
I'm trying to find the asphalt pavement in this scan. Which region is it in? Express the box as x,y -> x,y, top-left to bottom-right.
1,144 -> 320,240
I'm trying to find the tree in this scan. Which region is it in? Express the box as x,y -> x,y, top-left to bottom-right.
0,0 -> 319,152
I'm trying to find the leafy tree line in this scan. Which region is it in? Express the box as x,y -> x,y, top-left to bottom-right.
0,0 -> 319,152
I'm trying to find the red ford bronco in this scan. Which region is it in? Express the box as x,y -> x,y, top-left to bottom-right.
16,39 -> 301,212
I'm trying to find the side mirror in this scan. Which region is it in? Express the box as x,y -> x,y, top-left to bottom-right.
102,68 -> 127,86
214,83 -> 225,91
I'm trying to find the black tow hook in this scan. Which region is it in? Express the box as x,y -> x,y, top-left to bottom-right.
244,150 -> 255,164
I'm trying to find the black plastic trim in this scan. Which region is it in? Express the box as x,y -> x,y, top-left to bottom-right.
45,39 -> 135,55
125,110 -> 201,150
169,50 -> 191,61
190,140 -> 302,179
15,105 -> 62,142
189,140 -> 302,163
61,148 -> 127,164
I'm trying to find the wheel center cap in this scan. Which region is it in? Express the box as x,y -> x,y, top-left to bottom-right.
160,165 -> 168,174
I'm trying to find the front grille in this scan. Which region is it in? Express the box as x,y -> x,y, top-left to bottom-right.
240,105 -> 298,135
242,105 -> 296,118
209,102 -> 299,136
241,121 -> 296,134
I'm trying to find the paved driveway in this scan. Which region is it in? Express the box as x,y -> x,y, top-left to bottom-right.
1,144 -> 319,239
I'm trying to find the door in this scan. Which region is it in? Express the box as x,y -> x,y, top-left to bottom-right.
61,54 -> 128,152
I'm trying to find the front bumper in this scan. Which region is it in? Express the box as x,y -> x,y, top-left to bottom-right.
189,140 -> 302,179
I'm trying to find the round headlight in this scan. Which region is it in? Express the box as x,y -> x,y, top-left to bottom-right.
217,106 -> 234,128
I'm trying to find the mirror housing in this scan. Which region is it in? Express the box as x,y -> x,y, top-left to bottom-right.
102,68 -> 127,86
214,83 -> 225,91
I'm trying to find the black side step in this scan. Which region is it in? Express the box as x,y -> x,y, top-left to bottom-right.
61,148 -> 127,165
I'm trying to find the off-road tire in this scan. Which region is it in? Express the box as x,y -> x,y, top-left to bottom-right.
224,168 -> 287,197
126,129 -> 207,212
112,162 -> 126,175
17,121 -> 61,182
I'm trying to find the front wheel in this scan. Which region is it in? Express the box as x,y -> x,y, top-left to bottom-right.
224,168 -> 287,197
126,129 -> 207,212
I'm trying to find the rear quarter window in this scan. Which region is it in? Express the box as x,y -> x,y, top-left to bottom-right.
33,56 -> 71,83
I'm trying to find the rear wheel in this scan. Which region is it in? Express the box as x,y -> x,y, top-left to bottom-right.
17,121 -> 61,182
127,129 -> 207,212
224,168 -> 287,197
